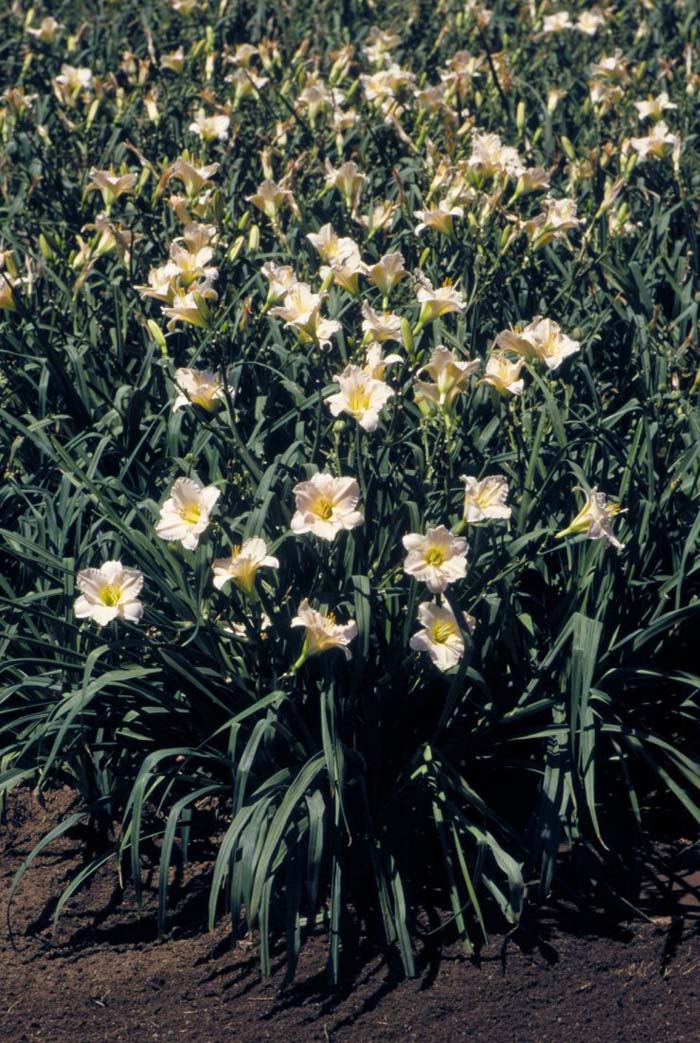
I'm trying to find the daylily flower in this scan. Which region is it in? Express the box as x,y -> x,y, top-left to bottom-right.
468,131 -> 524,180
556,487 -> 626,550
53,65 -> 93,105
134,262 -> 180,303
367,252 -> 406,295
161,48 -> 186,73
261,261 -> 298,301
361,302 -> 402,343
362,343 -> 403,380
27,16 -> 64,43
291,473 -> 363,540
325,160 -> 365,211
524,197 -> 583,248
542,12 -> 573,33
402,525 -> 468,593
415,275 -> 466,326
167,157 -> 220,197
497,317 -> 580,371
162,283 -> 217,330
246,179 -> 295,223
74,560 -> 144,626
575,9 -> 606,34
479,353 -> 524,396
361,201 -> 399,236
189,111 -> 231,142
172,368 -> 229,412
155,477 -> 221,550
212,537 -> 279,595
634,93 -> 677,122
87,168 -> 138,208
629,121 -> 680,162
460,475 -> 512,524
291,599 -> 358,664
306,223 -> 360,265
410,601 -> 474,672
414,201 -> 464,236
326,365 -> 394,431
269,283 -> 340,349
414,345 -> 479,411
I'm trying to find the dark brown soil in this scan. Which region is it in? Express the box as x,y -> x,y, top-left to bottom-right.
2,788 -> 700,1043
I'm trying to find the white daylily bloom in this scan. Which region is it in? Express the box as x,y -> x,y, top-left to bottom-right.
212,537 -> 279,595
498,318 -> 580,371
291,598 -> 358,661
414,345 -> 479,410
629,121 -> 680,161
367,251 -> 406,295
188,112 -> 231,141
172,368 -> 229,412
326,364 -> 394,431
556,487 -> 626,550
479,353 -> 524,396
261,261 -> 298,301
414,201 -> 464,236
461,475 -> 512,524
269,283 -> 340,349
361,302 -> 403,344
74,560 -> 144,626
634,93 -> 677,122
362,343 -> 403,380
167,157 -> 220,196
155,477 -> 221,550
402,525 -> 468,593
410,601 -> 474,672
87,168 -> 138,206
415,275 -> 466,325
291,473 -> 363,541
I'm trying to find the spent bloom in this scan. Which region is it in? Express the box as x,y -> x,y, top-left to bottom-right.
326,364 -> 394,431
410,601 -> 472,672
291,599 -> 358,663
155,477 -> 221,550
212,538 -> 279,595
556,487 -> 626,550
74,561 -> 144,626
402,525 -> 468,593
291,473 -> 363,541
461,475 -> 512,524
172,368 -> 229,412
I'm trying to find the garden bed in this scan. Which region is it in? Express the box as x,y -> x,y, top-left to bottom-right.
2,788 -> 699,1043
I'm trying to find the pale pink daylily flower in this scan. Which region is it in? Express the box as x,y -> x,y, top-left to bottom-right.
291,473 -> 363,541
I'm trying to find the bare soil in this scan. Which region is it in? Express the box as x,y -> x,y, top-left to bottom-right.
2,787 -> 700,1043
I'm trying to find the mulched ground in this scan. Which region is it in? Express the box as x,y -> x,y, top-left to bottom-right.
2,788 -> 700,1043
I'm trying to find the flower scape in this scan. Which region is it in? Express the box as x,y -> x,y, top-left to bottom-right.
1,0 -> 700,991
